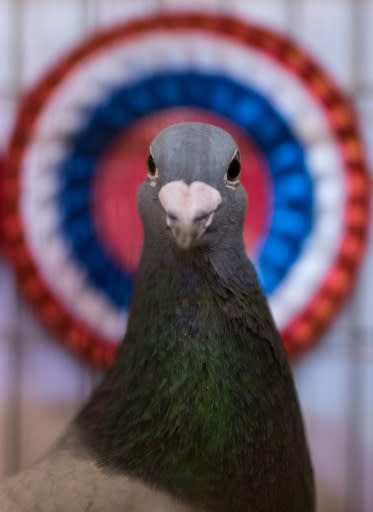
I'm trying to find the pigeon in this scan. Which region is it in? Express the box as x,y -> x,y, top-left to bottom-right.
0,122 -> 315,511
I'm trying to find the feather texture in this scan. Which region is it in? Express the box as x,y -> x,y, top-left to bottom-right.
0,123 -> 314,511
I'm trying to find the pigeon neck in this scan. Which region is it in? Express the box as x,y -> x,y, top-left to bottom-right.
77,242 -> 282,511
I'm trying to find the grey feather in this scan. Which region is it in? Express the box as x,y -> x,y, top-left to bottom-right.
0,122 -> 314,512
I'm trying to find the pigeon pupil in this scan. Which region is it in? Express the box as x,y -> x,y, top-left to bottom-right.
147,154 -> 156,176
227,157 -> 241,182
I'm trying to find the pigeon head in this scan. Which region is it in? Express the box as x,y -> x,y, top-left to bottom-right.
138,122 -> 247,251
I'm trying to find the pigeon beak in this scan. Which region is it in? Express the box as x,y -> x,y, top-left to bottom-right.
158,181 -> 222,249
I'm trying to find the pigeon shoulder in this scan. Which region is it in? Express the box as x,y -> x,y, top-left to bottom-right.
0,445 -> 196,512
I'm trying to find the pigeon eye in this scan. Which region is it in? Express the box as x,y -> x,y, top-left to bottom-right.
225,154 -> 241,185
147,154 -> 158,180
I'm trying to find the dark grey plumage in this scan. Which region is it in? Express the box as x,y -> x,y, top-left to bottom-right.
0,122 -> 315,512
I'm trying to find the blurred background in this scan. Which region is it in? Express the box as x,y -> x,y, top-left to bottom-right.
0,1 -> 372,511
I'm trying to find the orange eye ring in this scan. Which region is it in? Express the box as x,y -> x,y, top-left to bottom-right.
147,154 -> 159,181
225,154 -> 241,184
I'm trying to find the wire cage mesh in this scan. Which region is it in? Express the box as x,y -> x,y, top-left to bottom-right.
0,1 -> 372,511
